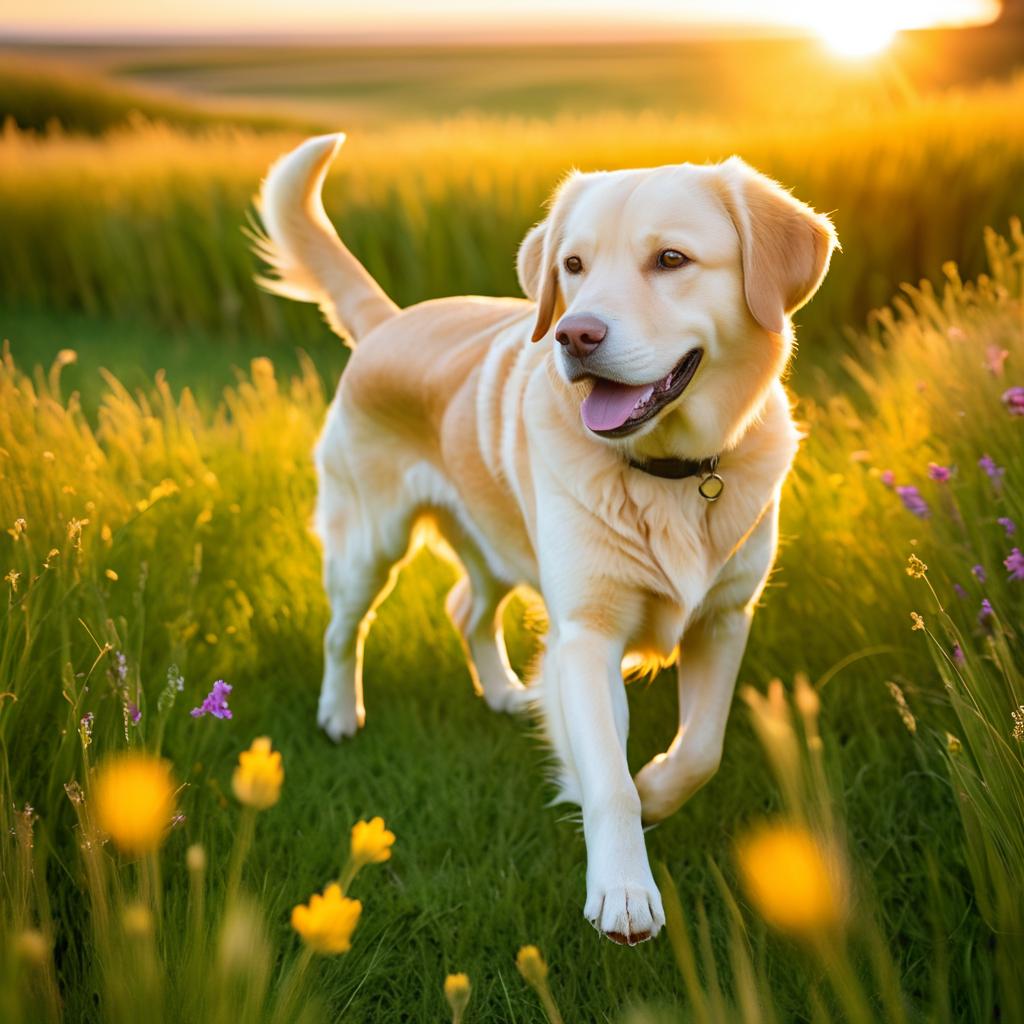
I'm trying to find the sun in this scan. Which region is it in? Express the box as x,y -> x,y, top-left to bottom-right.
813,14 -> 899,58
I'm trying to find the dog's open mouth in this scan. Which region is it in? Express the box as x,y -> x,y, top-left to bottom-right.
581,348 -> 704,437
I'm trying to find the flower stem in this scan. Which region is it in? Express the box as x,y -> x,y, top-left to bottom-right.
225,807 -> 256,905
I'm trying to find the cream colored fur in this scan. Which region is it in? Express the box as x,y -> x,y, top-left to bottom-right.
256,134 -> 837,945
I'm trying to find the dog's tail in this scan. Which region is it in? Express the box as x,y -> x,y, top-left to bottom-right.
253,133 -> 399,346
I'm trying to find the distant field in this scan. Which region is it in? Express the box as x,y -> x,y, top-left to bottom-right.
7,24 -> 1024,127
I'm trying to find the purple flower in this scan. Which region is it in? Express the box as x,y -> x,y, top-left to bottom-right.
972,564 -> 987,583
952,644 -> 965,665
978,598 -> 994,623
896,485 -> 930,519
114,650 -> 128,683
978,454 -> 1005,486
127,701 -> 142,725
927,462 -> 952,482
1005,548 -> 1024,581
953,583 -> 968,600
880,469 -> 895,488
998,517 -> 1016,537
190,680 -> 233,720
1003,386 -> 1024,416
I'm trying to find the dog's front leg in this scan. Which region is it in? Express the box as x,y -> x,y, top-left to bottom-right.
551,622 -> 664,944
634,605 -> 752,823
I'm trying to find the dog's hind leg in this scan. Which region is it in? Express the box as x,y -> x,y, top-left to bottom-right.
441,528 -> 527,714
318,492 -> 412,742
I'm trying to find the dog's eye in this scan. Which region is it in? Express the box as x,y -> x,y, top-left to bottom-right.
657,249 -> 691,269
564,255 -> 584,275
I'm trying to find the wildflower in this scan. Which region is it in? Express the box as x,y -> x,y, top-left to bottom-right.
351,817 -> 395,867
880,469 -> 895,488
14,929 -> 50,965
125,701 -> 141,726
113,651 -> 128,683
1013,707 -> 1024,742
927,462 -> 951,482
998,517 -> 1016,537
7,518 -> 26,541
43,549 -> 60,569
978,454 -> 1005,486
190,679 -> 232,719
4,569 -> 20,592
952,644 -> 965,666
910,612 -> 925,631
978,598 -> 994,624
444,973 -> 472,1023
79,712 -> 94,748
123,903 -> 153,938
985,345 -> 1008,375
104,569 -> 118,582
516,945 -> 549,986
291,883 -> 362,954
736,824 -> 844,936
158,665 -> 185,714
972,564 -> 987,583
232,737 -> 283,810
946,733 -> 962,754
896,485 -> 930,519
93,753 -> 176,855
66,517 -> 89,550
886,681 -> 917,734
1004,548 -> 1024,580
953,583 -> 967,600
1002,386 -> 1024,415
187,843 -> 207,873
906,554 -> 928,578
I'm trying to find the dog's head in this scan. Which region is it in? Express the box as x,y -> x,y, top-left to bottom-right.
518,159 -> 837,454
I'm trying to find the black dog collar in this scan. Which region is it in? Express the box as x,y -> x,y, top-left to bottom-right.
626,453 -> 725,501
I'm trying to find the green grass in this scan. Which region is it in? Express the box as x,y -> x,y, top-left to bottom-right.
0,57 -> 319,136
1,226 -> 1022,1021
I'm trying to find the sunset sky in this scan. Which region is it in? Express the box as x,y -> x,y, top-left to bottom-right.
1,0 -> 1002,39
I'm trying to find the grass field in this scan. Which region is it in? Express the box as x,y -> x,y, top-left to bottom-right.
1,37 -> 1023,1023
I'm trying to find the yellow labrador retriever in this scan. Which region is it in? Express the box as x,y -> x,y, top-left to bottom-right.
256,135 -> 836,945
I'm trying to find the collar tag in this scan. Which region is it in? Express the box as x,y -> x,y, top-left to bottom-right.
697,456 -> 725,502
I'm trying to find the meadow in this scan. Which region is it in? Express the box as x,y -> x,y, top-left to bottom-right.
1,38 -> 1023,1023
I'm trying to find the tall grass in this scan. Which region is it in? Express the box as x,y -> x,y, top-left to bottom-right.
2,74 -> 1024,380
1,224 -> 1022,1020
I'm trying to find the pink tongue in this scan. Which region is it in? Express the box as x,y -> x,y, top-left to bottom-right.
581,380 -> 654,432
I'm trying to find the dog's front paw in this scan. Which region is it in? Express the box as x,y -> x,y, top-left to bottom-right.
317,695 -> 365,742
585,879 -> 665,945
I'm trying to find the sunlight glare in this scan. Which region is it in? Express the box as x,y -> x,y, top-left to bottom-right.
813,13 -> 899,58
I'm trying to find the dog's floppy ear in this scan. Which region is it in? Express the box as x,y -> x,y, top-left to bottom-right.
517,220 -> 547,302
528,172 -> 588,343
717,157 -> 838,335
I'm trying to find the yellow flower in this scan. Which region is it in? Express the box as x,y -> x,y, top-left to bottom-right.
905,555 -> 928,578
232,737 -> 283,810
290,883 -> 362,954
4,569 -> 19,592
910,612 -> 925,631
737,824 -> 844,936
93,754 -> 176,855
351,817 -> 395,866
516,945 -> 548,986
444,973 -> 471,1022
105,569 -> 118,581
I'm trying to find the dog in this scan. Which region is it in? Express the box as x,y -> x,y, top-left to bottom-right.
255,134 -> 836,945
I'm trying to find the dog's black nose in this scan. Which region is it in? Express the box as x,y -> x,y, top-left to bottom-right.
555,313 -> 607,359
